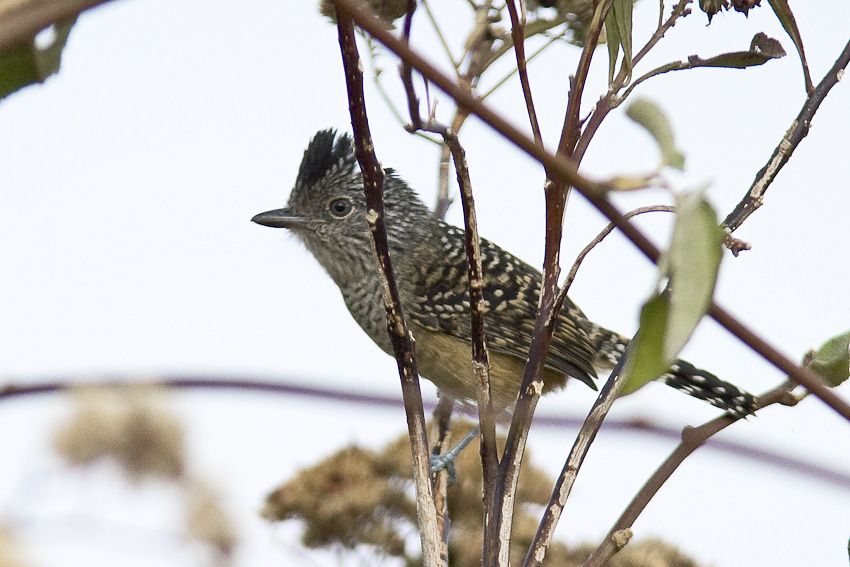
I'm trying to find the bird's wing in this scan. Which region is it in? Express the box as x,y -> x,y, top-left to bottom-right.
406,223 -> 598,389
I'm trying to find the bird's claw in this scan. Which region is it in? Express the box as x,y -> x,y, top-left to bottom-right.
429,453 -> 458,485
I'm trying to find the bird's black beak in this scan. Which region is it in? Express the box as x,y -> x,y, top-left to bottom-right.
251,208 -> 309,229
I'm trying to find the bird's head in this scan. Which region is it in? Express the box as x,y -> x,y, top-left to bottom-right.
253,129 -> 433,285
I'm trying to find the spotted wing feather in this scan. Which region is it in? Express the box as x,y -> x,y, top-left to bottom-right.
406,223 -> 598,389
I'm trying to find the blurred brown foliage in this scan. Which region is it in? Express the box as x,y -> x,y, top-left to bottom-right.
53,386 -> 185,480
263,420 -> 702,566
50,386 -> 235,562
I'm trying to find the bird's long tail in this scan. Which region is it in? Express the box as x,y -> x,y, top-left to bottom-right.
590,327 -> 758,418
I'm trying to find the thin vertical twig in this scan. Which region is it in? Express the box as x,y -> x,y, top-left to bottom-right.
505,0 -> 543,144
399,4 -> 498,560
334,8 -> 440,565
526,348 -> 631,566
480,29 -> 567,99
428,395 -> 455,563
442,131 -> 500,552
493,2 -> 616,563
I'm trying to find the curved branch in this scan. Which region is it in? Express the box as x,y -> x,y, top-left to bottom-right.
723,38 -> 850,232
3,376 -> 848,491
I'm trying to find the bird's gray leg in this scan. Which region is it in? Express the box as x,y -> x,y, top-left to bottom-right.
429,426 -> 480,484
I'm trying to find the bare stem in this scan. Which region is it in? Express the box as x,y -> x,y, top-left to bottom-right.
442,129 -> 501,563
525,345 -> 632,566
334,9 -> 440,564
505,0 -> 543,144
495,2 -> 616,563
723,38 -> 850,232
397,5 -> 498,559
429,395 -> 455,563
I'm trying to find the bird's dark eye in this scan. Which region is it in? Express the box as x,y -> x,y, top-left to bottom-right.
328,198 -> 353,218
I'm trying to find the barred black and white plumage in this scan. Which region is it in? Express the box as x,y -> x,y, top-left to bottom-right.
254,130 -> 759,418
589,329 -> 757,417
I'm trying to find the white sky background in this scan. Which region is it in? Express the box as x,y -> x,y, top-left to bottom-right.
1,0 -> 849,565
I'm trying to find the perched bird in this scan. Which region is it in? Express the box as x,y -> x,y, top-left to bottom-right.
253,129 -> 757,417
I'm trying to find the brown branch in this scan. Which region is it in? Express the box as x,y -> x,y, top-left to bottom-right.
582,382 -> 799,567
525,342 -> 633,566
443,129 -> 501,564
722,38 -> 850,232
526,206 -> 673,566
528,203 -> 743,562
505,0 -> 543,144
557,205 -> 675,310
335,0 -> 850,422
397,7 -> 498,558
334,10 -> 440,565
494,2 -> 616,562
4,376 -> 849,491
428,395 -> 455,564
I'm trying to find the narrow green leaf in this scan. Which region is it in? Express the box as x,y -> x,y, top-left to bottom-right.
604,8 -> 621,84
0,17 -> 77,101
613,0 -> 633,82
625,98 -> 685,170
808,330 -> 850,388
665,192 -> 723,360
621,294 -> 670,395
767,0 -> 813,93
603,0 -> 633,84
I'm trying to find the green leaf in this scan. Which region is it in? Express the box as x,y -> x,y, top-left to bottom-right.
625,98 -> 685,170
604,6 -> 621,84
621,294 -> 670,395
690,32 -> 786,69
603,0 -> 633,84
808,330 -> 850,388
0,18 -> 77,101
613,0 -> 633,82
665,192 -> 723,360
767,0 -> 813,93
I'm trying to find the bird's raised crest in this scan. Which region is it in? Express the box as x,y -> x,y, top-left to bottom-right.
296,129 -> 356,189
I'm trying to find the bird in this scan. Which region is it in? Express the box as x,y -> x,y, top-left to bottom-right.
253,129 -> 758,418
